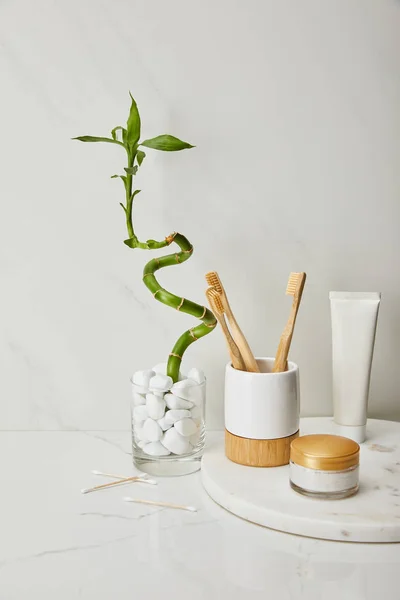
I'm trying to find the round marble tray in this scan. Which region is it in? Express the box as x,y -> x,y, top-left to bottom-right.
201,417 -> 400,543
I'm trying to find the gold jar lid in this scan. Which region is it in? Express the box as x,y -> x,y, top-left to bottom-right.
290,434 -> 360,471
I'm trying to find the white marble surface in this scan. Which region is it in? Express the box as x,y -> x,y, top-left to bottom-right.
1,431 -> 400,599
1,1 -> 400,431
202,418 -> 400,543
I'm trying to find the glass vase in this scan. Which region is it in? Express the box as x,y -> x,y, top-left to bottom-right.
130,372 -> 206,476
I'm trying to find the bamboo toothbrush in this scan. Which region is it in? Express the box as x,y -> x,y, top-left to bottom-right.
206,287 -> 246,370
273,272 -> 306,373
205,271 -> 260,372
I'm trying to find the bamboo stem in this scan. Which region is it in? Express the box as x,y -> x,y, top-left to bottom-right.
141,232 -> 217,381
125,152 -> 135,238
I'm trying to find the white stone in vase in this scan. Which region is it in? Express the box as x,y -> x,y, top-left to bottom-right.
189,429 -> 201,446
149,373 -> 173,394
137,440 -> 147,449
161,428 -> 191,455
142,418 -> 163,442
164,393 -> 194,410
152,362 -> 168,375
149,367 -> 168,397
143,441 -> 171,456
190,406 -> 202,421
170,379 -> 203,405
146,393 -> 166,420
133,405 -> 149,423
132,392 -> 146,406
132,369 -> 155,394
157,416 -> 172,431
135,425 -> 146,441
164,409 -> 191,426
174,418 -> 198,437
187,367 -> 205,384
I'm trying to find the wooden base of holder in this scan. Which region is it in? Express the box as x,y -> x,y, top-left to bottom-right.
225,429 -> 299,467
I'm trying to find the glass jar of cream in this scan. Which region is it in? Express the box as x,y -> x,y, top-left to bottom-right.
290,434 -> 360,499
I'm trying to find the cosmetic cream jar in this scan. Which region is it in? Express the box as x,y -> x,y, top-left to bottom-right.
290,434 -> 360,499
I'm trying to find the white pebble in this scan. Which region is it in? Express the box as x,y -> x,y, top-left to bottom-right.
164,409 -> 191,426
132,385 -> 147,395
189,429 -> 201,446
137,440 -> 147,449
142,418 -> 163,442
190,406 -> 202,421
133,405 -> 149,423
146,394 -> 166,420
132,369 -> 155,393
178,366 -> 188,380
149,373 -> 173,394
187,367 -> 205,384
152,362 -> 167,375
174,418 -> 197,437
135,425 -> 146,441
132,392 -> 146,406
143,441 -> 171,456
157,416 -> 172,431
164,393 -> 194,410
170,379 -> 203,405
161,428 -> 191,455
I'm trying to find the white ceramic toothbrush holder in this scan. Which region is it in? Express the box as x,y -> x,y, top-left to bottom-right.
224,357 -> 300,467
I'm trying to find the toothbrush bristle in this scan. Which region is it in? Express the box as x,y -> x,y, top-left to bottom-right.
205,271 -> 222,294
286,272 -> 302,295
206,287 -> 224,315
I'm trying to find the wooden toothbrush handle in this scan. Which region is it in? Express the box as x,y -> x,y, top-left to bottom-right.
272,333 -> 291,373
216,314 -> 246,370
273,302 -> 298,373
223,305 -> 260,373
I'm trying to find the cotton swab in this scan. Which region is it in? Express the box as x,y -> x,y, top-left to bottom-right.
91,470 -> 148,480
81,476 -> 156,494
123,497 -> 197,512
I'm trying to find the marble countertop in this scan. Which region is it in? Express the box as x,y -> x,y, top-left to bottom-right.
1,431 -> 399,599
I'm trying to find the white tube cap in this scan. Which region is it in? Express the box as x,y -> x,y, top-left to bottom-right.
335,423 -> 366,444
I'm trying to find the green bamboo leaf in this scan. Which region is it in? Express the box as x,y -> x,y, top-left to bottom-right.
131,189 -> 141,201
72,136 -> 124,147
111,126 -> 126,142
124,166 -> 138,176
126,92 -> 141,148
140,134 -> 194,152
137,150 -> 146,166
119,202 -> 127,213
111,174 -> 127,185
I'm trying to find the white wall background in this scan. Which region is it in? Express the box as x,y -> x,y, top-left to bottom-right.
0,0 -> 399,431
